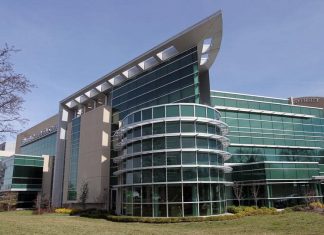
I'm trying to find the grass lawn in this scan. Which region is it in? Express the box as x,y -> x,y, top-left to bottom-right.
0,210 -> 323,235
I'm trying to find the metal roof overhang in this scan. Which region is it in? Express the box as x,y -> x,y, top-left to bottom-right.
61,11 -> 223,109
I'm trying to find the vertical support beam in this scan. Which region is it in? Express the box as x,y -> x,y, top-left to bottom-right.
52,105 -> 70,207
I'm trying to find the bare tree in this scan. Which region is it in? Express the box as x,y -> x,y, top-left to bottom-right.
0,160 -> 6,190
79,181 -> 89,210
0,191 -> 18,211
250,184 -> 260,207
232,182 -> 243,206
0,44 -> 34,141
304,188 -> 317,205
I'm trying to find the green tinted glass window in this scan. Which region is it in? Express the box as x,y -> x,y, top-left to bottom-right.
134,111 -> 141,122
133,127 -> 141,137
195,106 -> 206,118
181,121 -> 195,132
196,123 -> 207,133
142,169 -> 152,183
142,139 -> 152,151
153,122 -> 165,134
153,137 -> 165,150
198,168 -> 210,181
142,124 -> 152,136
182,152 -> 196,165
181,105 -> 194,116
133,156 -> 141,168
166,105 -> 179,117
166,121 -> 180,133
207,108 -> 214,119
208,124 -> 216,134
166,136 -> 180,149
197,137 -> 208,149
183,168 -> 197,181
182,137 -> 195,148
133,141 -> 141,153
209,153 -> 218,165
153,152 -> 166,166
167,152 -> 181,165
142,154 -> 152,167
153,106 -> 165,118
153,168 -> 166,182
197,152 -> 209,164
167,168 -> 181,182
142,108 -> 152,120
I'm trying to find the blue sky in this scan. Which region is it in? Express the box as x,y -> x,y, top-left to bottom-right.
1,0 -> 324,138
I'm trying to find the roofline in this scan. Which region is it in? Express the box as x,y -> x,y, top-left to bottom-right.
61,11 -> 223,107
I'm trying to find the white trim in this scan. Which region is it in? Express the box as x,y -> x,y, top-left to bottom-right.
225,161 -> 319,166
229,143 -> 321,150
214,106 -> 316,118
211,90 -> 288,101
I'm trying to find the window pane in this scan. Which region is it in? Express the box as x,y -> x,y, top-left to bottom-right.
181,105 -> 194,116
167,168 -> 181,182
153,152 -> 166,166
142,204 -> 152,217
142,169 -> 152,183
134,111 -> 141,122
182,152 -> 196,165
153,184 -> 166,203
181,121 -> 195,132
153,106 -> 165,118
183,184 -> 198,202
166,105 -> 179,117
153,137 -> 165,150
166,121 -> 180,133
197,152 -> 209,165
207,108 -> 214,119
142,154 -> 152,167
142,185 -> 152,203
199,183 -> 210,201
198,168 -> 210,181
199,203 -> 211,216
208,139 -> 217,149
197,138 -> 208,149
196,123 -> 207,133
196,106 -> 206,118
168,184 -> 182,202
133,141 -> 141,153
209,153 -> 218,165
153,204 -> 167,217
142,139 -> 152,151
207,124 -> 216,134
166,136 -> 180,149
133,127 -> 141,137
183,167 -> 197,181
182,136 -> 195,148
142,108 -> 152,120
142,124 -> 152,136
133,171 -> 141,184
168,204 -> 182,217
153,168 -> 166,182
167,151 -> 181,165
133,156 -> 141,168
153,122 -> 165,134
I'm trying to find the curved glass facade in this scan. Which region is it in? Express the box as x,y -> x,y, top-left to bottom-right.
113,103 -> 231,217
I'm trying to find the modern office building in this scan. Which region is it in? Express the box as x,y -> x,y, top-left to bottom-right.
212,91 -> 324,207
9,11 -> 324,215
0,154 -> 53,207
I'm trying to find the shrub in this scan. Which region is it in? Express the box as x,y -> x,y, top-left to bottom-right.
54,208 -> 73,214
106,213 -> 250,223
227,206 -> 278,216
76,208 -> 108,219
309,202 -> 324,210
